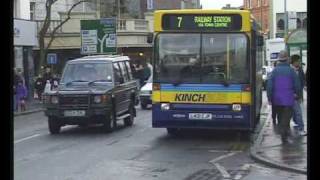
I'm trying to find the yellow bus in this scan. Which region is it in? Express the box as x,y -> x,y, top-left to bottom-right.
150,9 -> 264,135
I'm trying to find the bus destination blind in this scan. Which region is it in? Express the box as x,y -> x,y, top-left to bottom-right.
162,14 -> 242,31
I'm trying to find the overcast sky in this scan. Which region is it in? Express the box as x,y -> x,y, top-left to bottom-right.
200,0 -> 243,9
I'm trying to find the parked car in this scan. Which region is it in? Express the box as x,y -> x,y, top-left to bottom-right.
139,74 -> 152,109
43,55 -> 139,134
262,66 -> 273,90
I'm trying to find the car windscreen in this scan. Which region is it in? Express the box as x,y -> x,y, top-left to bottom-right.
60,62 -> 113,84
154,33 -> 249,84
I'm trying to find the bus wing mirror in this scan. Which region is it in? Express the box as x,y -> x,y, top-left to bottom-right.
147,33 -> 153,44
258,35 -> 264,46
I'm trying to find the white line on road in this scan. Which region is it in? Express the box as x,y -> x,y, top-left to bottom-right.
208,150 -> 243,153
14,134 -> 41,144
233,164 -> 252,180
214,163 -> 231,179
209,152 -> 238,164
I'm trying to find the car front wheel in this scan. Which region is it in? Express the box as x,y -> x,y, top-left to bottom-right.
48,116 -> 61,134
103,113 -> 116,133
124,103 -> 135,126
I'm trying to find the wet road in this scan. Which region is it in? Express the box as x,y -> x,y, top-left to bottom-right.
14,93 -> 307,180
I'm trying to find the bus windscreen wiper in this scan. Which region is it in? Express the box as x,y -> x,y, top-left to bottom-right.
65,80 -> 88,86
172,77 -> 183,86
220,79 -> 229,87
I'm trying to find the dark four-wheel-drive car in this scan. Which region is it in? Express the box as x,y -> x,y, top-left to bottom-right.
43,55 -> 139,134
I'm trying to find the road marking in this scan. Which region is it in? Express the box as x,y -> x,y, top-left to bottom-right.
232,164 -> 252,180
208,150 -> 242,153
214,163 -> 231,179
14,134 -> 41,144
209,152 -> 238,164
240,163 -> 251,171
233,174 -> 242,180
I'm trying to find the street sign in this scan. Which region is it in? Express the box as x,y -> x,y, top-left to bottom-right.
80,18 -> 117,54
47,53 -> 57,64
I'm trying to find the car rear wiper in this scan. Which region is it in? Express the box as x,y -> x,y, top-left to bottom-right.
88,79 -> 110,86
65,80 -> 88,86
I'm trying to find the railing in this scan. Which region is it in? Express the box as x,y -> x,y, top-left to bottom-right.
117,19 -> 149,32
35,20 -> 63,34
35,19 -> 149,34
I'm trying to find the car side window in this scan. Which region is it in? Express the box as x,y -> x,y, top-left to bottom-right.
125,61 -> 133,80
119,61 -> 129,82
113,62 -> 122,84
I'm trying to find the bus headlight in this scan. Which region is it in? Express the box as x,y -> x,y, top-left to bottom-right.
51,96 -> 59,104
232,104 -> 241,111
161,103 -> 170,110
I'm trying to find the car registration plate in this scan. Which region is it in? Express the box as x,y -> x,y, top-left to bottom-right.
64,110 -> 86,117
189,113 -> 212,120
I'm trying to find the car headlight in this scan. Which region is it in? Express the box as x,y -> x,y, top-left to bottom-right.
94,95 -> 102,103
51,96 -> 59,104
93,95 -> 108,104
232,104 -> 241,111
161,103 -> 170,110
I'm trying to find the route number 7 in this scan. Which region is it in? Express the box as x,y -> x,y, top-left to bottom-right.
177,17 -> 182,28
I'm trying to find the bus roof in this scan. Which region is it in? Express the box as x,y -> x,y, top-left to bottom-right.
154,9 -> 251,32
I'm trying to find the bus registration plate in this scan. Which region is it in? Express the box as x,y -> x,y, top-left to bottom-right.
189,113 -> 212,120
64,110 -> 86,117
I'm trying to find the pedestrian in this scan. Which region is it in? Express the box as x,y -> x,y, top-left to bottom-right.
143,62 -> 151,82
134,60 -> 145,88
42,66 -> 53,86
290,55 -> 307,136
16,80 -> 28,112
269,61 -> 278,125
51,74 -> 60,90
267,50 -> 301,144
14,68 -> 24,111
34,75 -> 43,101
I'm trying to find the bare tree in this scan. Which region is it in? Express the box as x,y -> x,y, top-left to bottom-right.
37,0 -> 90,75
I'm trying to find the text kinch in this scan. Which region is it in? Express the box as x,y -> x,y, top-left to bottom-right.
175,94 -> 206,102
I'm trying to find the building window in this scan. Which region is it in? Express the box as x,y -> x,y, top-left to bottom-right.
296,18 -> 301,29
303,18 -> 307,28
257,0 -> 261,7
247,0 -> 251,9
277,19 -> 284,30
249,0 -> 252,8
30,2 -> 35,20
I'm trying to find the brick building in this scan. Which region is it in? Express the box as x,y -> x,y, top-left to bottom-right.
243,0 -> 270,36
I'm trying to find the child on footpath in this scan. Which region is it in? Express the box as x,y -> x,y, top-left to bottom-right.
16,80 -> 28,112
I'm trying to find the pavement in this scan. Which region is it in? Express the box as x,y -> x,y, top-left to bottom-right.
251,90 -> 307,175
13,98 -> 44,117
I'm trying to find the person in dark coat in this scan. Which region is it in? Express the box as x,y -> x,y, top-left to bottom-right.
133,60 -> 145,88
290,55 -> 307,136
42,67 -> 53,91
34,75 -> 44,101
267,50 -> 301,144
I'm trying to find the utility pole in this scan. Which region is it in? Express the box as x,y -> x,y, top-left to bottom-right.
118,0 -> 121,19
284,0 -> 287,37
260,0 -> 263,32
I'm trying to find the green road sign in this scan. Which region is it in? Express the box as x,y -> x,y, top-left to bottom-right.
80,18 -> 117,54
